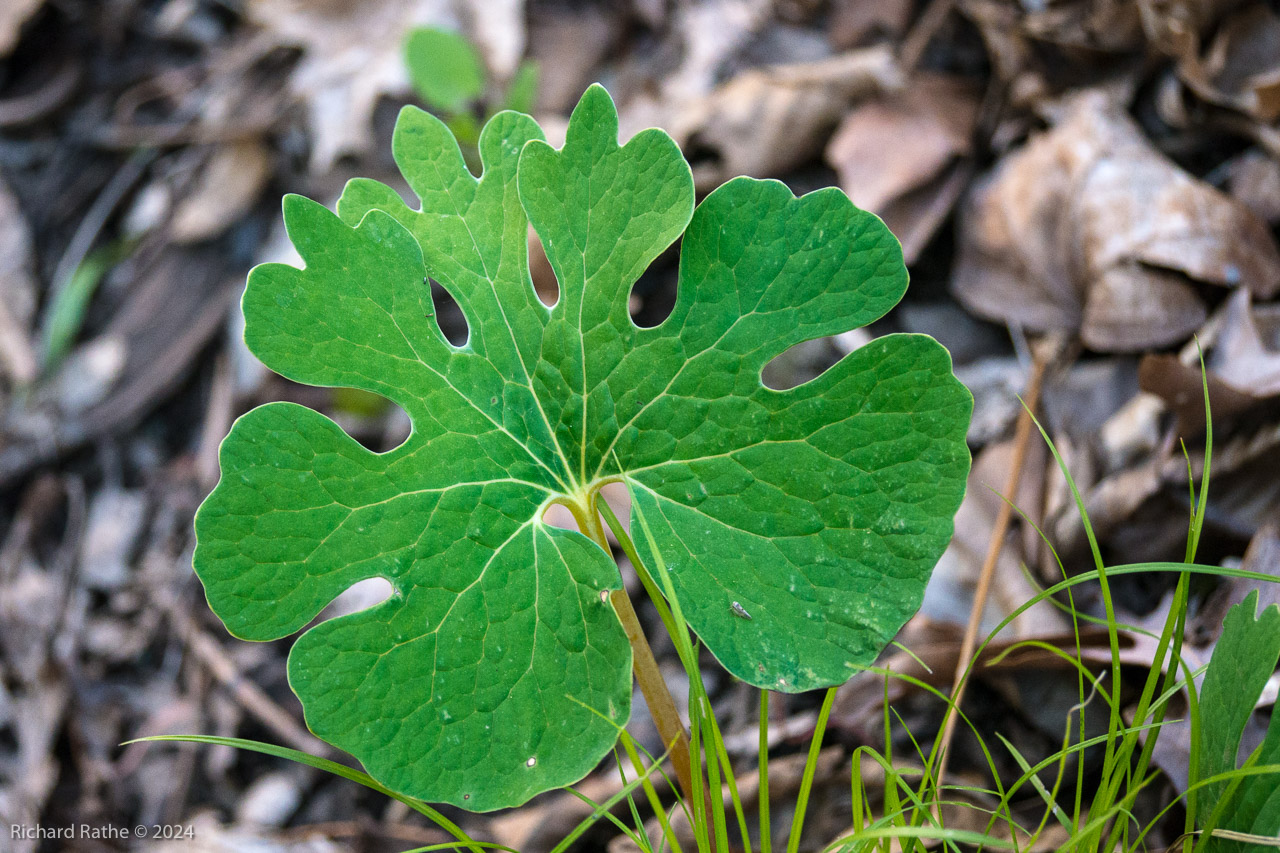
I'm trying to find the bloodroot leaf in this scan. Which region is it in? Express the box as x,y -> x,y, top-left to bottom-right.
194,84 -> 972,810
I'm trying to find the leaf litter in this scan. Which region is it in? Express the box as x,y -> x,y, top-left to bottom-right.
3,0 -> 1280,849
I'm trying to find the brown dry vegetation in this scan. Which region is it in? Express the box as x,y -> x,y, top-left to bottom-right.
1,1 -> 1279,851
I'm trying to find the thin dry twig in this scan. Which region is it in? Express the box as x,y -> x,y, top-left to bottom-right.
899,0 -> 955,72
934,336 -> 1055,794
160,591 -> 329,757
0,56 -> 80,127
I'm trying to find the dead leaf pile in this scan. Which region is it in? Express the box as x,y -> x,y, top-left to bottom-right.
2,0 -> 1280,849
826,72 -> 979,263
665,46 -> 901,190
246,0 -> 525,170
954,92 -> 1280,351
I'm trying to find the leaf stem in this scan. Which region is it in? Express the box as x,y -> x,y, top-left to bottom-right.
597,499 -> 680,656
571,494 -> 697,809
934,339 -> 1051,795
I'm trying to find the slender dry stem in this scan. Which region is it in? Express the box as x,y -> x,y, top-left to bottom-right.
571,500 -> 697,809
934,342 -> 1051,795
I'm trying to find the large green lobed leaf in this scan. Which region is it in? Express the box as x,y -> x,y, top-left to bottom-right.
194,85 -> 972,810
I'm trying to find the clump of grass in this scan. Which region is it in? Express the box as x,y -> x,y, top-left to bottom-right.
597,362 -> 1279,853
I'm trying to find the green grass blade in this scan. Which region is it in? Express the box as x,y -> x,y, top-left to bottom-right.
761,690 -> 773,853
785,687 -> 837,853
397,843 -> 519,852
128,735 -> 482,852
599,496 -> 680,645
613,745 -> 657,853
703,692 -> 753,853
1025,409 -> 1123,850
619,731 -> 683,853
566,785 -> 654,852
546,762 -> 684,853
994,732 -> 1071,835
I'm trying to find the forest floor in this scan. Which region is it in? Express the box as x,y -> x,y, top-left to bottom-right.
2,1 -> 1280,851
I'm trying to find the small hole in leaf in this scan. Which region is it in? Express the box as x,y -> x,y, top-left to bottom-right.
528,227 -> 559,308
526,756 -> 536,767
429,278 -> 469,346
760,331 -> 871,391
629,245 -> 679,328
540,485 -> 631,540
541,502 -> 578,531
596,482 -> 631,528
326,391 -> 412,454
316,577 -> 396,623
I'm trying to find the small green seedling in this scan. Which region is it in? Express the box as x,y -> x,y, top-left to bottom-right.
1193,589 -> 1280,851
193,85 -> 972,811
404,26 -> 538,154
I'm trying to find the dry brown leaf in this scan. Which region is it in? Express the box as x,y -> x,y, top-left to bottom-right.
0,0 -> 42,57
1099,391 -> 1166,471
171,140 -> 272,244
247,0 -> 455,170
1196,421 -> 1280,537
665,0 -> 774,103
962,0 -> 1141,106
828,0 -> 912,50
615,0 -> 775,154
1138,0 -> 1252,64
1137,352 -> 1257,435
1081,397 -> 1280,553
526,4 -> 627,112
954,93 -> 1280,352
1080,267 -> 1208,351
1196,524 -> 1280,646
0,174 -> 37,385
461,0 -> 525,79
248,0 -> 524,171
1210,288 -> 1280,396
667,47 -> 901,190
826,73 -> 978,263
958,0 -> 1055,108
1138,287 -> 1280,435
1227,149 -> 1280,224
1200,3 -> 1280,121
827,74 -> 977,215
1023,0 -> 1144,53
924,439 -> 1063,639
